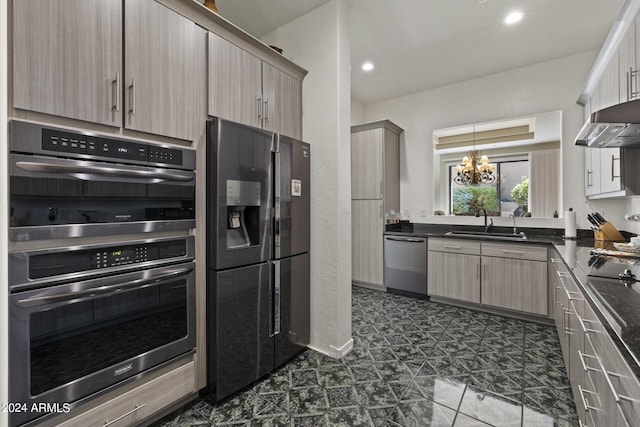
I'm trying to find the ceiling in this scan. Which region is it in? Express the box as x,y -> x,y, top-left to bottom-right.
213,0 -> 624,105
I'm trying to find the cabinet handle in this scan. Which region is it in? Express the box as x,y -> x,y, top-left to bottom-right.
578,385 -> 599,412
557,270 -> 571,278
612,155 -> 620,180
578,350 -> 599,373
563,308 -> 574,335
443,245 -> 462,250
264,98 -> 269,122
586,170 -> 593,188
550,258 -> 562,264
577,314 -> 599,334
477,262 -> 480,281
603,369 -> 640,404
112,72 -> 120,112
501,249 -> 524,255
379,181 -> 384,197
128,78 -> 136,115
630,68 -> 639,100
104,404 -> 146,426
627,69 -> 632,101
483,263 -> 486,281
257,96 -> 263,124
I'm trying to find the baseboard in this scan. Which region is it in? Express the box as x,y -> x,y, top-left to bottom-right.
309,337 -> 354,359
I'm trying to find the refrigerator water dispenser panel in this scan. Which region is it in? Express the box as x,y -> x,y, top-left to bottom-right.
226,180 -> 261,249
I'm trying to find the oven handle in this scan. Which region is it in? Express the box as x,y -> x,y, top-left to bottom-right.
16,266 -> 194,307
15,158 -> 195,182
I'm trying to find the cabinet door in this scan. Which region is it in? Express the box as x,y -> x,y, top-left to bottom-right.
124,0 -> 205,141
208,33 -> 262,128
599,53 -> 620,109
13,0 -> 122,126
427,251 -> 480,303
351,128 -> 384,199
599,147 -> 622,194
585,148 -> 601,196
482,257 -> 547,315
352,200 -> 384,287
262,62 -> 303,139
619,21 -> 636,103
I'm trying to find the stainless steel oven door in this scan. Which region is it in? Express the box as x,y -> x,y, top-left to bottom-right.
9,153 -> 196,241
9,262 -> 196,426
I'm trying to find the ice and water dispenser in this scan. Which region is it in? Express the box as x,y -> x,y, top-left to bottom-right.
226,179 -> 261,248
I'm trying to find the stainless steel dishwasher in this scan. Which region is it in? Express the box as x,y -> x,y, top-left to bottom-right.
383,235 -> 427,297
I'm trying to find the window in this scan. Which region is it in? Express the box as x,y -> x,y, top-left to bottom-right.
449,159 -> 529,216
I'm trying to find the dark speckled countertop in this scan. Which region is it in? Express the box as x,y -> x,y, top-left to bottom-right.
385,222 -> 640,379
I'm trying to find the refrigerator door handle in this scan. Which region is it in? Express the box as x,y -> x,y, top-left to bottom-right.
274,149 -> 282,258
273,260 -> 281,336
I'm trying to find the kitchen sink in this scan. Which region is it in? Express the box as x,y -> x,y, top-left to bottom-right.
445,230 -> 527,241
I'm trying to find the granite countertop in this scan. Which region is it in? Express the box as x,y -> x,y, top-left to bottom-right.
385,222 -> 640,378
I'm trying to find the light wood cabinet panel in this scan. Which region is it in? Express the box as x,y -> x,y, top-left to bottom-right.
352,200 -> 384,287
351,128 -> 384,200
124,0 -> 206,141
58,361 -> 195,427
13,0 -> 122,127
482,256 -> 547,315
619,20 -> 636,103
600,51 -> 620,109
208,32 -> 262,128
481,242 -> 546,262
428,238 -> 480,256
428,251 -> 480,303
262,62 -> 303,139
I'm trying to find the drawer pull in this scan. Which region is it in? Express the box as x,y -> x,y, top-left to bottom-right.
578,385 -> 599,412
501,249 -> 524,255
551,258 -> 562,263
557,271 -> 571,278
563,308 -> 574,335
577,315 -> 599,334
578,350 -> 599,373
104,404 -> 146,426
443,245 -> 462,250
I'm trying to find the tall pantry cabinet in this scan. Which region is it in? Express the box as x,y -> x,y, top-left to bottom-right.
351,120 -> 402,289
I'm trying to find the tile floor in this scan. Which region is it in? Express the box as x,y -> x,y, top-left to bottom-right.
153,287 -> 577,426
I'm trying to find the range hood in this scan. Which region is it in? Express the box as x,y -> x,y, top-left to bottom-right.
575,99 -> 640,147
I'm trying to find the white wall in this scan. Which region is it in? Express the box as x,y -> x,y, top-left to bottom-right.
351,98 -> 365,125
261,0 -> 353,358
362,50 -> 629,232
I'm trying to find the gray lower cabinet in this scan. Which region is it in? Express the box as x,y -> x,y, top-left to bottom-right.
551,256 -> 640,427
428,238 -> 547,316
352,200 -> 384,287
427,238 -> 480,303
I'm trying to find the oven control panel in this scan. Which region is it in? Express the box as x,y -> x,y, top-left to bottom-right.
40,128 -> 183,166
29,239 -> 188,280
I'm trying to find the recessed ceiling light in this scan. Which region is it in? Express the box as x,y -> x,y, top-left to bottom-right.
362,62 -> 374,72
505,11 -> 523,24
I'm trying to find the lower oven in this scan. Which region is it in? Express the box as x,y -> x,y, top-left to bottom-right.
8,236 -> 196,426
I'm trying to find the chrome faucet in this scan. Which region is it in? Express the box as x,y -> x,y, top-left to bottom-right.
475,208 -> 493,232
510,214 -> 517,235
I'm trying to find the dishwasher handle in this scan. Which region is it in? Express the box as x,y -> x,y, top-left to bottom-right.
384,236 -> 425,243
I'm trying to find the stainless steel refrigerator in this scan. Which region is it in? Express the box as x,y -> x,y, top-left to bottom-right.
206,118 -> 310,401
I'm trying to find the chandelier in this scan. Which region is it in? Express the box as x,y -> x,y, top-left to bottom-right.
453,150 -> 496,185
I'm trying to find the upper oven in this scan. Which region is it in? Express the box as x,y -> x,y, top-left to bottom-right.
9,120 -> 196,241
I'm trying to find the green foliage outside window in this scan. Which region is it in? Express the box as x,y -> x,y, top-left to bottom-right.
452,185 -> 498,216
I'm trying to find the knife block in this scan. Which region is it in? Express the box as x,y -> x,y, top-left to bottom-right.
594,221 -> 626,242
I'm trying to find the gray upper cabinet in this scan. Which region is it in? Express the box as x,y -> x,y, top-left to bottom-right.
13,0 -> 123,127
262,62 -> 303,139
13,0 -> 205,142
208,32 -> 262,129
351,127 -> 385,199
124,0 -> 205,142
207,33 -> 303,139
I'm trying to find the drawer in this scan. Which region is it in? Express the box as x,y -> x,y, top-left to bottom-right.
595,331 -> 640,423
59,361 -> 195,427
428,238 -> 480,255
481,242 -> 547,261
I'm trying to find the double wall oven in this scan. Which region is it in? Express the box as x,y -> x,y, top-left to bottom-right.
7,121 -> 197,426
